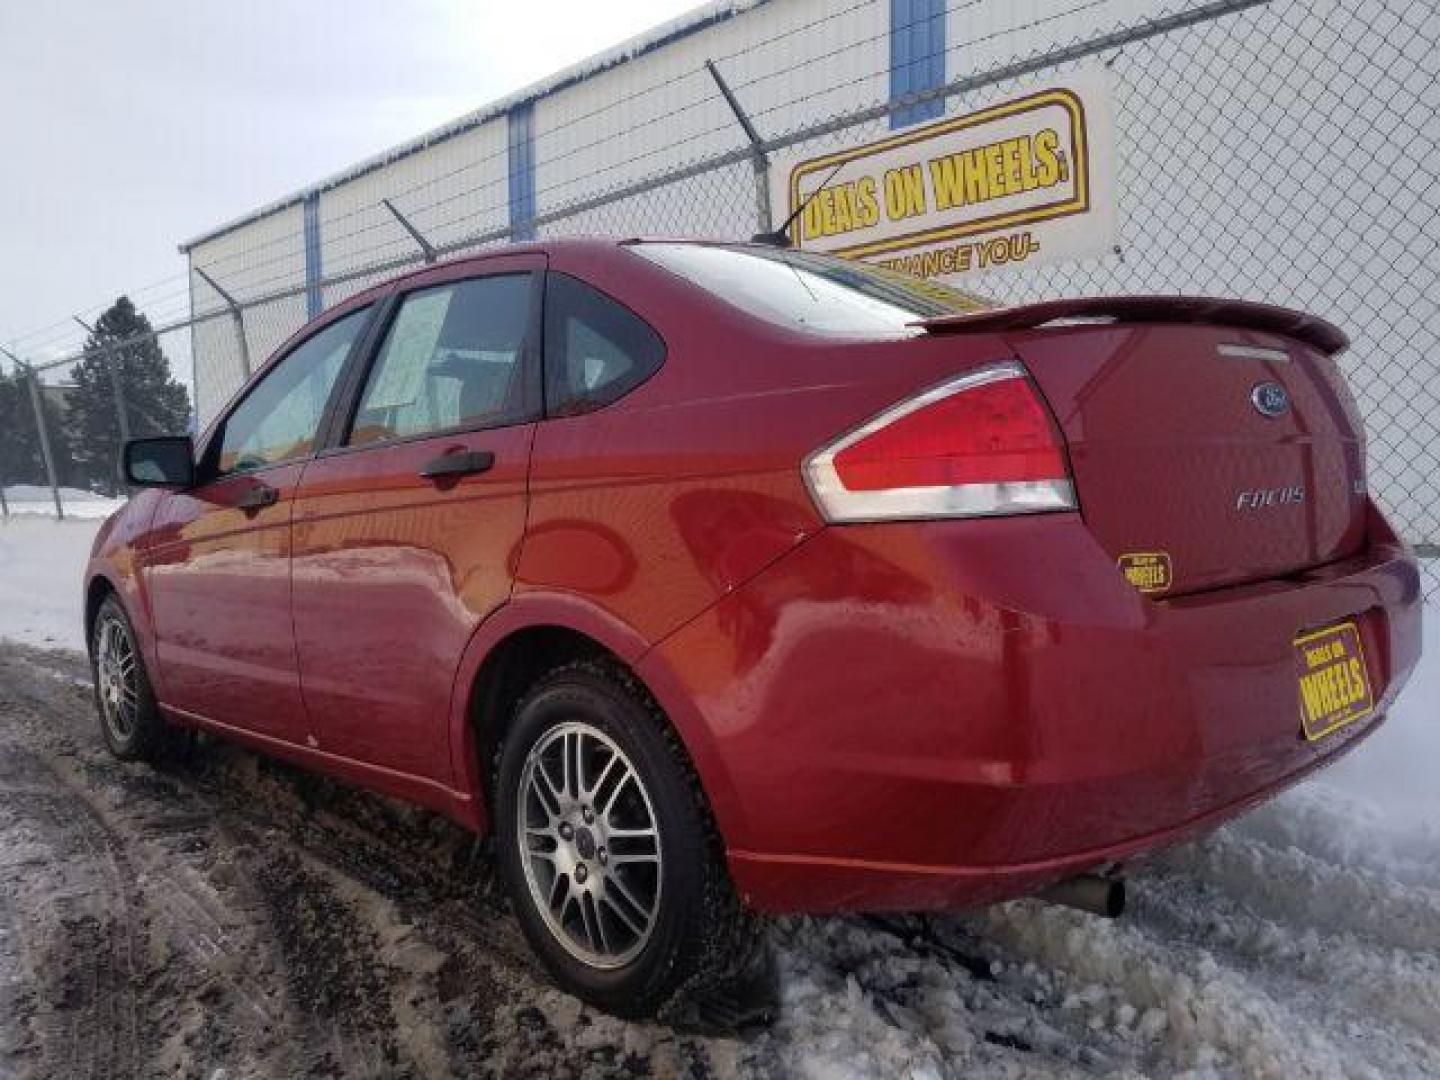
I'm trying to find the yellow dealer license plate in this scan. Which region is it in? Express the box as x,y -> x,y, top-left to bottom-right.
1295,620 -> 1374,741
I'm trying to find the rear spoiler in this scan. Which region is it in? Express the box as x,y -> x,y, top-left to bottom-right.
913,296 -> 1349,355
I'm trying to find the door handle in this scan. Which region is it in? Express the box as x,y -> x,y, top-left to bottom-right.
235,483 -> 279,512
420,449 -> 495,480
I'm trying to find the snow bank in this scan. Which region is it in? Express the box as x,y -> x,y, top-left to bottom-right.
1311,601 -> 1440,833
2,484 -> 126,520
0,515 -> 102,649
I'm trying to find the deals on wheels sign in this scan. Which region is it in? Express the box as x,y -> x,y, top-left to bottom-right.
772,67 -> 1116,280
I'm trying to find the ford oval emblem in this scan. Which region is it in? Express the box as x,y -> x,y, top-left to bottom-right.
1250,382 -> 1290,418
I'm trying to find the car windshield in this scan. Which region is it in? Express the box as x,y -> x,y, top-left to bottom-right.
631,242 -> 991,337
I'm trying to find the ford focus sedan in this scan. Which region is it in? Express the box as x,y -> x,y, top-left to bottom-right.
85,239 -> 1422,1021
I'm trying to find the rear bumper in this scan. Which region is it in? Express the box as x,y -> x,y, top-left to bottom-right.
644,502 -> 1423,913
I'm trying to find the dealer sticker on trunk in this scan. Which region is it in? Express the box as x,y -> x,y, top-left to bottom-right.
1118,552 -> 1172,593
1295,621 -> 1374,741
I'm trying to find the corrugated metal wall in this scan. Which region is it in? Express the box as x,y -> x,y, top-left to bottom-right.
189,203 -> 306,421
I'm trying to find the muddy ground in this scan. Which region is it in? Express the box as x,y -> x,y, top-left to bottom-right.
2,643 -> 1437,1079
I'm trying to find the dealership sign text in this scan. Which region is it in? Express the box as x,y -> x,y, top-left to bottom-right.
774,67 -> 1117,280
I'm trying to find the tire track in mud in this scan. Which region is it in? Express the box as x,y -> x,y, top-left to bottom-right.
0,728 -> 145,1078
0,666 -> 306,1078
0,646 -> 754,1079
0,651 -> 431,1077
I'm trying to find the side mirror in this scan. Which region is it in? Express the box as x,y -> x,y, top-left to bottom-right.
122,436 -> 195,489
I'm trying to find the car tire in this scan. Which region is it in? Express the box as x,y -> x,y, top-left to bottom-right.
494,659 -> 774,1028
90,594 -> 168,763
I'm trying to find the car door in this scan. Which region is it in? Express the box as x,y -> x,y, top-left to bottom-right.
289,256 -> 543,781
142,305 -> 374,741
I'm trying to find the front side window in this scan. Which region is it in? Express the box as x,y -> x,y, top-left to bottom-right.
544,273 -> 664,416
631,242 -> 990,337
349,274 -> 533,446
216,307 -> 369,474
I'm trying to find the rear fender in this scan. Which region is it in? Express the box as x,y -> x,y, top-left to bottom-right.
444,591 -> 745,841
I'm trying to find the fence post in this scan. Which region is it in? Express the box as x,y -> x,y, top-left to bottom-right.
193,266 -> 252,379
705,59 -> 773,234
382,198 -> 438,263
22,362 -> 64,520
0,348 -> 12,516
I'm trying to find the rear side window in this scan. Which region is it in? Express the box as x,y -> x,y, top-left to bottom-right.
349,274 -> 534,446
544,273 -> 664,416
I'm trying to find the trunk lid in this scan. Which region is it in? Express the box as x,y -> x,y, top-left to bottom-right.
920,299 -> 1366,595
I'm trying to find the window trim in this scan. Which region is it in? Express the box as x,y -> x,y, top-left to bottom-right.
198,302 -> 379,484
319,263 -> 546,459
541,270 -> 667,419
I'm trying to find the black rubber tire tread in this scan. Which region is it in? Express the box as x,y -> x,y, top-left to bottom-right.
494,658 -> 774,1031
91,594 -> 169,764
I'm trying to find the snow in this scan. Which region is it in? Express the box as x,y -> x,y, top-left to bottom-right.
0,511 -> 1436,1075
2,484 -> 127,520
0,514 -> 104,649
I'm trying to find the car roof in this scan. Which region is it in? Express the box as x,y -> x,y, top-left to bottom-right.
326,236 -> 769,318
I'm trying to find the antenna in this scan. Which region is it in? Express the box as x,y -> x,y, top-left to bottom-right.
751,158 -> 847,248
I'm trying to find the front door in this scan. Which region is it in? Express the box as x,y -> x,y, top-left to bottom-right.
290,259 -> 542,781
142,305 -> 373,740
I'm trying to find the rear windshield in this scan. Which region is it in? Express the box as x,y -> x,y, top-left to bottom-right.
631,242 -> 990,337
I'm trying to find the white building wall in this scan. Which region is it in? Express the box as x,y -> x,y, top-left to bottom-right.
318,119 -> 511,283
187,203 -> 305,422
535,0 -> 888,239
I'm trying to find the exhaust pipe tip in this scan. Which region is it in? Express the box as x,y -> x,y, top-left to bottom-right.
1038,874 -> 1126,918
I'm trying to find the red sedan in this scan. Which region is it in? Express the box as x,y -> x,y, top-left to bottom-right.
86,239 -> 1422,1020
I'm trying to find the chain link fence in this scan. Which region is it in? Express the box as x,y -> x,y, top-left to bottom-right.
2,0 -> 1435,594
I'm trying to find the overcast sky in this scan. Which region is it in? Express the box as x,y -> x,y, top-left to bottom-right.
0,0 -> 700,365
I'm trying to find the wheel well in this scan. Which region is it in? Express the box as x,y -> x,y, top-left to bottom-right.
84,576 -> 117,650
470,625 -> 614,801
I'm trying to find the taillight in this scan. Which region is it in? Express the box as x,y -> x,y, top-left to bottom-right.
804,362 -> 1076,522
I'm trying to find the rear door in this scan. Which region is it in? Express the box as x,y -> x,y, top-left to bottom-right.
143,305 -> 373,739
290,256 -> 543,781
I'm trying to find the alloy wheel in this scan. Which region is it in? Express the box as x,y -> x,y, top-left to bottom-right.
95,615 -> 140,744
516,720 -> 663,969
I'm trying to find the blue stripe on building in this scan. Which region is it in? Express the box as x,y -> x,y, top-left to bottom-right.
302,192 -> 323,318
508,104 -> 537,241
890,0 -> 946,129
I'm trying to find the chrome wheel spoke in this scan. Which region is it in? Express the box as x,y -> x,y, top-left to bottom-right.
599,770 -> 633,820
533,766 -> 563,817
591,895 -> 613,955
571,732 -> 587,801
584,751 -> 619,804
600,888 -> 643,937
579,893 -> 603,953
606,825 -> 659,867
604,871 -> 651,926
547,870 -> 569,915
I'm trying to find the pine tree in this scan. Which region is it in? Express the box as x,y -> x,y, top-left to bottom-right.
0,365 -> 75,490
0,369 -> 38,487
66,297 -> 191,495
